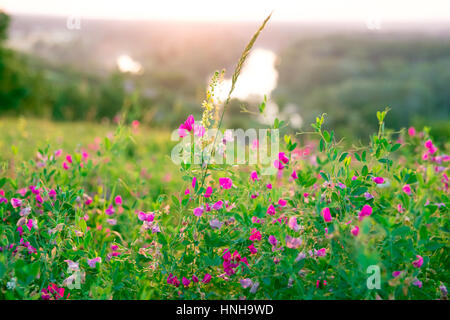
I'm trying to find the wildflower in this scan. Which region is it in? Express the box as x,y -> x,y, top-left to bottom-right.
358,204 -> 373,221
291,170 -> 298,180
412,255 -> 423,268
278,152 -> 289,164
203,186 -> 213,198
87,257 -> 101,268
268,235 -> 278,246
251,216 -> 262,224
288,216 -> 299,232
266,184 -> 272,189
202,274 -> 212,284
315,248 -> 327,257
182,277 -> 191,288
295,252 -> 306,262
192,177 -> 197,189
209,219 -> 222,229
402,184 -> 412,195
62,162 -> 69,170
285,235 -> 302,249
397,204 -> 404,213
372,177 -> 385,184
106,219 -> 117,225
11,198 -> 22,208
248,243 -> 257,254
251,193 -> 259,199
321,207 -> 332,222
351,226 -> 360,236
412,279 -> 422,288
278,198 -> 287,207
250,171 -> 259,182
364,192 -> 374,200
64,260 -> 79,272
212,200 -> 223,210
249,228 -> 262,241
54,149 -> 63,157
273,159 -> 284,170
267,204 -> 276,215
114,195 -> 123,206
41,283 -> 69,300
138,211 -> 154,222
48,189 -> 57,198
219,177 -> 232,189
167,274 -> 180,287
408,127 -> 416,136
19,206 -> 31,217
249,281 -> 259,294
392,271 -> 402,278
105,205 -> 115,215
180,115 -> 195,134
240,278 -> 253,289
66,155 -> 73,164
193,207 -> 204,217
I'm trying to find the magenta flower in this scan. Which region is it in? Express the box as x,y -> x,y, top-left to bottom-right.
62,162 -> 69,170
212,200 -> 223,210
54,149 -> 63,157
219,177 -> 233,189
249,228 -> 262,241
267,204 -> 276,216
291,170 -> 298,180
315,248 -> 327,257
105,205 -> 115,215
202,273 -> 212,284
321,207 -> 332,222
192,275 -> 199,283
178,115 -> 195,137
250,171 -> 259,182
268,235 -> 278,246
48,189 -> 57,198
114,195 -> 123,206
408,127 -> 416,137
402,184 -> 412,195
193,207 -> 204,217
248,243 -> 257,254
392,271 -> 403,278
358,204 -> 373,221
351,225 -> 360,236
266,183 -> 272,189
273,159 -> 284,170
66,155 -> 73,164
372,177 -> 385,184
278,199 -> 287,207
138,211 -> 154,222
192,177 -> 197,189
11,198 -> 22,208
278,152 -> 289,164
182,277 -> 191,288
412,255 -> 423,268
87,257 -> 102,268
203,186 -> 213,198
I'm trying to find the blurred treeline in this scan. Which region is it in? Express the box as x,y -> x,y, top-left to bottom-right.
0,11 -> 449,142
274,34 -> 450,142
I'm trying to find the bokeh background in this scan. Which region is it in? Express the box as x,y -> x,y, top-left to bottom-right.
0,0 -> 449,143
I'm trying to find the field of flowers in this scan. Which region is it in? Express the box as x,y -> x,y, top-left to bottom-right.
0,16 -> 448,301
0,107 -> 448,300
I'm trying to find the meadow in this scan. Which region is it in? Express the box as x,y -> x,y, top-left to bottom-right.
0,15 -> 449,301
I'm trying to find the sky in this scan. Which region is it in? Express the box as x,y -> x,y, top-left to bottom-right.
1,0 -> 450,23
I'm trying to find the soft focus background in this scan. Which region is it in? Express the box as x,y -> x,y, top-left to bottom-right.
0,1 -> 449,143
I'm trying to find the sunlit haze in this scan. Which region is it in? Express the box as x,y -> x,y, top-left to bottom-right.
1,0 -> 450,23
